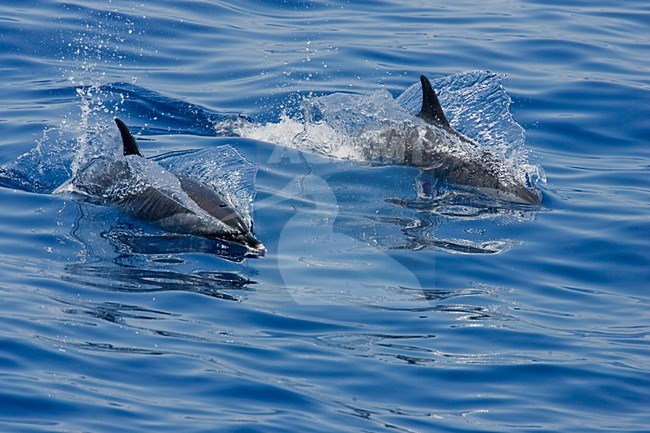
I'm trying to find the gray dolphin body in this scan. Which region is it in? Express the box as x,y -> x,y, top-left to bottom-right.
392,75 -> 541,204
70,119 -> 265,255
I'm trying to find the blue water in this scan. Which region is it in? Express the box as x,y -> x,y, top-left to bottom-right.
1,1 -> 649,432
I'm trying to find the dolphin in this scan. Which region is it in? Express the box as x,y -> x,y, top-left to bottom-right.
64,118 -> 265,255
234,75 -> 541,204
402,75 -> 541,204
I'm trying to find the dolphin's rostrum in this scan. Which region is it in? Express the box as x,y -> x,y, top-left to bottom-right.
71,118 -> 265,255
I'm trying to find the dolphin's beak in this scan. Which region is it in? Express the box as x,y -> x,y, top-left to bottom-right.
244,233 -> 266,257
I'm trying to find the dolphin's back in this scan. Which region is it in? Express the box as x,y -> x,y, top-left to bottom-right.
72,157 -> 193,223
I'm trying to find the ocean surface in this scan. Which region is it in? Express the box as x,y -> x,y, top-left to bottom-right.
1,1 -> 649,432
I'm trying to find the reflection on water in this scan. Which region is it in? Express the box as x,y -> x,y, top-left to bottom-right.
63,262 -> 255,301
313,284 -> 520,367
102,222 -> 254,262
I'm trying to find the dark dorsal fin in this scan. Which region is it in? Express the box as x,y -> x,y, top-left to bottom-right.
115,118 -> 143,157
417,75 -> 450,129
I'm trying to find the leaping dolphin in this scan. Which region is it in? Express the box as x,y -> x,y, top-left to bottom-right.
407,75 -> 541,204
64,118 -> 265,256
232,74 -> 541,204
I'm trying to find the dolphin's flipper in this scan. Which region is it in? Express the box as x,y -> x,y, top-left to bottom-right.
115,118 -> 143,157
417,75 -> 450,129
176,175 -> 249,233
